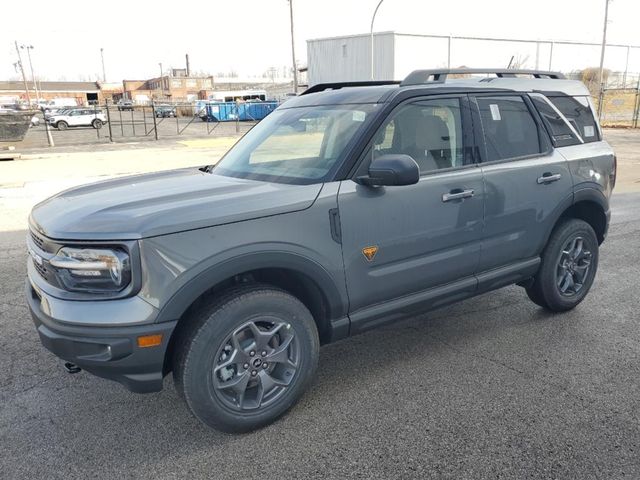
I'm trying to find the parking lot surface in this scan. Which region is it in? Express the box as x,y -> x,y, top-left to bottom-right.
1,130 -> 640,479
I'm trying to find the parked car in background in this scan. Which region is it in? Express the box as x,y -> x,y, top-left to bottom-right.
48,108 -> 107,130
155,105 -> 176,118
30,115 -> 40,127
44,107 -> 77,120
117,100 -> 134,111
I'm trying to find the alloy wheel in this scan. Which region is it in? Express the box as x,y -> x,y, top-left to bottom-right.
556,236 -> 592,296
210,318 -> 299,411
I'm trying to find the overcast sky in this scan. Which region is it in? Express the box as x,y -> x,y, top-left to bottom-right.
1,0 -> 639,82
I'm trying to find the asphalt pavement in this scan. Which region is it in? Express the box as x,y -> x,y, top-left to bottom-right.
0,190 -> 638,479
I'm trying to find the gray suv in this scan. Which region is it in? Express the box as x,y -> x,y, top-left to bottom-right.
26,69 -> 616,432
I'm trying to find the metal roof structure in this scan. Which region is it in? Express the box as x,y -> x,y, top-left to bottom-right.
0,81 -> 100,92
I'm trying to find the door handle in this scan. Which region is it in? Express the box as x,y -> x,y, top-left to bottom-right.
537,173 -> 562,184
442,189 -> 474,202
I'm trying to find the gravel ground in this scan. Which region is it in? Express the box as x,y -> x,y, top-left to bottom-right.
0,132 -> 639,479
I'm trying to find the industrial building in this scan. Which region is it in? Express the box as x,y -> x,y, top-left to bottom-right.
0,81 -> 102,106
306,31 -> 640,86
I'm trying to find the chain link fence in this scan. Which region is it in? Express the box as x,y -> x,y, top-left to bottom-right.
19,101 -> 271,149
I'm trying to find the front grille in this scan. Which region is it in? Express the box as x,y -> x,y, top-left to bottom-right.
33,259 -> 47,279
30,230 -> 45,249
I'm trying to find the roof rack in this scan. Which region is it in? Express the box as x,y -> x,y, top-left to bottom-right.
401,68 -> 566,86
300,80 -> 400,96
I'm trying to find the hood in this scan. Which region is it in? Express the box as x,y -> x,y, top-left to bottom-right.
30,168 -> 323,240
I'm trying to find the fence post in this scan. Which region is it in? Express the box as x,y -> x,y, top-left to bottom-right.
633,75 -> 640,128
151,100 -> 159,140
44,109 -> 55,147
143,104 -> 148,135
104,100 -> 113,142
176,105 -> 180,135
95,103 -> 100,139
131,107 -> 136,136
118,104 -> 124,136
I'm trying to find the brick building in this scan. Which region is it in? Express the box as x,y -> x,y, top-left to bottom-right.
117,75 -> 215,104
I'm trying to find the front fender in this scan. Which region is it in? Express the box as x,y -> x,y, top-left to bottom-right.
153,249 -> 348,324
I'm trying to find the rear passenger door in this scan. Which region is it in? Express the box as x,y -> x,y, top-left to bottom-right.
471,94 -> 573,273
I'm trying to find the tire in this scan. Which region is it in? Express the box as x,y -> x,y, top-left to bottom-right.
56,121 -> 68,131
526,218 -> 599,312
173,285 -> 319,433
92,119 -> 103,129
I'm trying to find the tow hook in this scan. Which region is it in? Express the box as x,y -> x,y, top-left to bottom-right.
63,362 -> 82,374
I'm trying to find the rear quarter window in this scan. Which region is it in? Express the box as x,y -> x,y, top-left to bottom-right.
547,96 -> 600,143
530,96 -> 581,147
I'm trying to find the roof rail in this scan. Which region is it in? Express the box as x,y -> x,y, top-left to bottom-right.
300,80 -> 401,96
401,68 -> 566,86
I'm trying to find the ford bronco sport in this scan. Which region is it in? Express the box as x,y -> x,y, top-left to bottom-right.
26,69 -> 616,432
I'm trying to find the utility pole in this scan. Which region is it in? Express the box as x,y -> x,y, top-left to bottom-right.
21,45 -> 40,103
597,0 -> 610,119
288,0 -> 298,93
158,62 -> 163,99
100,48 -> 106,82
14,41 -> 31,105
370,0 -> 385,80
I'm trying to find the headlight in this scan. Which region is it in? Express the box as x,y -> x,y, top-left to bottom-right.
50,247 -> 131,293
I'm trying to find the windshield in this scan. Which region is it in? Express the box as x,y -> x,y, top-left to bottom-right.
213,104 -> 379,184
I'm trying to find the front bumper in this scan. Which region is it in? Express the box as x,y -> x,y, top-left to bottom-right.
26,279 -> 177,393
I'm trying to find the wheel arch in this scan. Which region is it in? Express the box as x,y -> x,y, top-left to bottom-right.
157,252 -> 349,359
560,188 -> 609,244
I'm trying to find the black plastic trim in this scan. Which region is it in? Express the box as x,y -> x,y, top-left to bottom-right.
26,281 -> 176,393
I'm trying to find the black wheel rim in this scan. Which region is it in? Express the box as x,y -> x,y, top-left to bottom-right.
210,317 -> 299,412
556,236 -> 592,296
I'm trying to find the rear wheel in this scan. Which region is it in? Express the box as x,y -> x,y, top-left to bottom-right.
56,121 -> 68,131
526,219 -> 599,312
173,285 -> 319,433
92,119 -> 103,129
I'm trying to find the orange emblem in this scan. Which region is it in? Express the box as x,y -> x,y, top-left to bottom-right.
362,246 -> 379,262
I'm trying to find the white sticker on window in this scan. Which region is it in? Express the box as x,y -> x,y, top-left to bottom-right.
352,110 -> 366,122
584,125 -> 595,138
489,104 -> 501,121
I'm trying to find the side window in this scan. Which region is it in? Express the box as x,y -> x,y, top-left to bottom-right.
476,96 -> 542,162
547,95 -> 600,143
530,96 -> 581,147
372,97 -> 465,174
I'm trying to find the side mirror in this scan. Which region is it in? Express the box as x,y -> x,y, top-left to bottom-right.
356,154 -> 420,187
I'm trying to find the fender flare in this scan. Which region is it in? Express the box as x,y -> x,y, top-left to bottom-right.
542,187 -> 609,247
154,251 -> 348,324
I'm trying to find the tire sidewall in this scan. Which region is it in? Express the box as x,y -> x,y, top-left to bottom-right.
180,290 -> 319,432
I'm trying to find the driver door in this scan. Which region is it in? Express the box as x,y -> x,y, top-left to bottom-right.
337,95 -> 485,333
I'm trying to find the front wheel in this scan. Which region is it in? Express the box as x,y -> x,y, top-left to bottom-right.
526,218 -> 599,312
92,119 -> 103,129
173,285 -> 319,433
56,121 -> 68,131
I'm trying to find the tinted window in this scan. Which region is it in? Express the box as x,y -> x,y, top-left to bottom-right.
530,96 -> 581,147
477,96 -> 542,161
548,96 -> 599,143
371,98 -> 465,173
